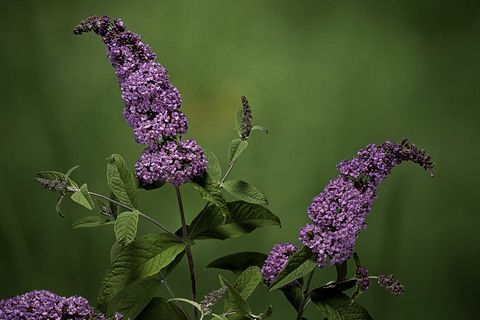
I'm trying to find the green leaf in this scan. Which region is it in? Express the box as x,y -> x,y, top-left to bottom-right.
114,210 -> 139,247
228,139 -> 248,164
106,154 -> 138,208
280,282 -> 304,311
168,298 -> 203,311
207,252 -> 267,275
56,195 -> 65,217
190,201 -> 280,240
36,170 -> 78,189
310,291 -> 372,320
192,172 -> 229,216
70,183 -> 95,210
111,275 -> 164,319
251,125 -> 269,134
222,180 -> 268,205
110,241 -> 122,263
205,150 -> 222,182
211,314 -> 228,320
268,247 -> 316,291
97,233 -> 185,311
137,298 -> 189,320
71,215 -> 113,229
220,275 -> 251,315
225,267 -> 262,310
259,305 -> 273,319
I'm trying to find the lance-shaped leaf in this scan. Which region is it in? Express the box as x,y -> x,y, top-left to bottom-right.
114,210 -> 139,247
190,201 -> 280,240
222,180 -> 268,205
110,275 -> 164,320
251,125 -> 269,134
228,139 -> 248,164
268,247 -> 316,291
71,183 -> 95,210
106,154 -> 138,208
220,275 -> 251,316
97,233 -> 185,311
71,216 -> 113,229
225,267 -> 262,311
204,150 -> 222,182
137,298 -> 189,320
192,172 -> 229,216
310,290 -> 372,320
207,252 -> 268,275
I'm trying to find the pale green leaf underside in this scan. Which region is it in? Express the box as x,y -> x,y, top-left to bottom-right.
114,210 -> 139,247
71,183 -> 94,210
106,154 -> 138,208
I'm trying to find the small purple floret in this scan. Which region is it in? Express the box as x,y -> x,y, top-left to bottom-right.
261,243 -> 298,286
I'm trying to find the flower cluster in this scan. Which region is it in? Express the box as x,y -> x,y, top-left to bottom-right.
356,266 -> 370,291
0,290 -> 123,320
299,139 -> 434,267
74,16 -> 206,186
200,286 -> 228,315
261,243 -> 298,285
378,274 -> 405,295
135,139 -> 207,187
261,139 -> 434,284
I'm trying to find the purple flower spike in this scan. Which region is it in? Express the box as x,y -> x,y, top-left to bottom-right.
300,139 -> 434,267
261,243 -> 298,286
74,16 -> 186,145
135,139 -> 207,187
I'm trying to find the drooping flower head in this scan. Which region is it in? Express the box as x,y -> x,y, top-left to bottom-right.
261,243 -> 298,286
300,139 -> 434,267
337,139 -> 435,190
75,16 -> 207,187
0,290 -> 123,320
74,16 -> 183,146
135,139 -> 207,187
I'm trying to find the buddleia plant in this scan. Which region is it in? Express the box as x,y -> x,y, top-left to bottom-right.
2,15 -> 435,320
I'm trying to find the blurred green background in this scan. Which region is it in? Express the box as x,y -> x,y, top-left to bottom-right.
1,0 -> 479,318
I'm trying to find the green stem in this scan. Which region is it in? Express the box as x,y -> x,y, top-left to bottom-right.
219,157 -> 240,187
175,186 -> 198,320
86,191 -> 184,243
159,273 -> 191,320
296,270 -> 315,320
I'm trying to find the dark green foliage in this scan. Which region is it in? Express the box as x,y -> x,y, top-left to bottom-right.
207,252 -> 268,274
189,201 -> 280,240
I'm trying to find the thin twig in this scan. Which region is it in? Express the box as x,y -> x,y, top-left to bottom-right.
175,186 -> 198,319
296,269 -> 315,320
86,191 -> 184,243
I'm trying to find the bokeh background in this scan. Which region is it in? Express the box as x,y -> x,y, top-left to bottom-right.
1,0 -> 479,318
